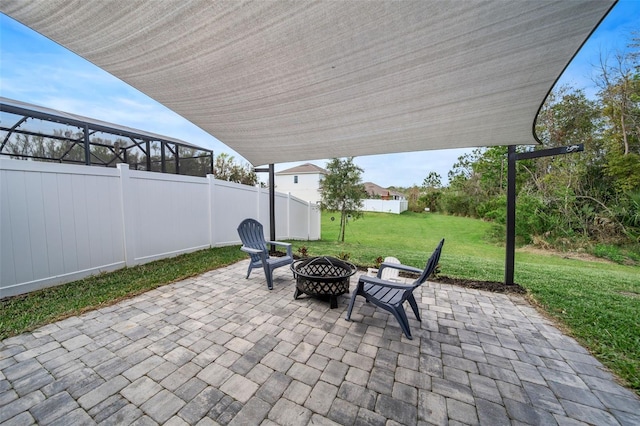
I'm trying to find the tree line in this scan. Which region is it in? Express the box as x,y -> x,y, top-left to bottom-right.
405,37 -> 639,259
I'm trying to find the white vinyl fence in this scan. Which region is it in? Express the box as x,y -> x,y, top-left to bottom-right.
361,199 -> 408,214
0,159 -> 320,298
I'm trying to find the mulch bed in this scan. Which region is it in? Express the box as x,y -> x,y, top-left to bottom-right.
432,276 -> 527,294
288,254 -> 528,295
356,266 -> 527,294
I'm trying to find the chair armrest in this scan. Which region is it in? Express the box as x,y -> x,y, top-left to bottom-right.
377,262 -> 422,278
241,246 -> 264,255
267,241 -> 292,257
359,275 -> 416,290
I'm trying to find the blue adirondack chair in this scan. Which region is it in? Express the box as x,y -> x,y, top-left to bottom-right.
346,239 -> 444,339
237,218 -> 293,290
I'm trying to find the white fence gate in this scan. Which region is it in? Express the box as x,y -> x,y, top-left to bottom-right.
1,159 -> 320,298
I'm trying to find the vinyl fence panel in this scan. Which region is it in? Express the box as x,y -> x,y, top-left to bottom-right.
1,160 -> 125,297
0,159 -> 320,297
361,199 -> 408,214
123,168 -> 211,264
289,195 -> 312,240
210,179 -> 260,246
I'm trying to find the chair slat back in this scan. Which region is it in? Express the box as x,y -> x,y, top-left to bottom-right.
414,239 -> 445,287
237,219 -> 269,262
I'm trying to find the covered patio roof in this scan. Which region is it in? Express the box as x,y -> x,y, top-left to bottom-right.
1,1 -> 615,166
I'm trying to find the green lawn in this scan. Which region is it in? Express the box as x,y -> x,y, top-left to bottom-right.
1,211 -> 638,394
0,246 -> 246,340
292,211 -> 640,393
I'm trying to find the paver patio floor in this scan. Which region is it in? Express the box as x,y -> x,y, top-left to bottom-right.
1,260 -> 639,425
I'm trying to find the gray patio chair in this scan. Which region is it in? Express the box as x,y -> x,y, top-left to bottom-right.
346,239 -> 444,339
237,218 -> 293,290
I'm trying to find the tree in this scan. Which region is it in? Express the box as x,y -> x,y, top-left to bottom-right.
422,171 -> 442,190
596,45 -> 640,194
213,153 -> 258,185
405,185 -> 425,212
532,86 -> 606,238
421,172 -> 442,212
320,157 -> 367,242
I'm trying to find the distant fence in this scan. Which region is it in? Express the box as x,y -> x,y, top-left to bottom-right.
361,199 -> 408,214
0,159 -> 320,298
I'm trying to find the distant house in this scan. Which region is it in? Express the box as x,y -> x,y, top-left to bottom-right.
363,182 -> 406,200
275,163 -> 328,203
362,182 -> 408,214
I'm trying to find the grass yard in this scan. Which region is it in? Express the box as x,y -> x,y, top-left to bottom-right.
1,210 -> 638,394
291,211 -> 640,393
0,246 -> 246,340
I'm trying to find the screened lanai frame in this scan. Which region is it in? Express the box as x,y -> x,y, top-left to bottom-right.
0,98 -> 214,177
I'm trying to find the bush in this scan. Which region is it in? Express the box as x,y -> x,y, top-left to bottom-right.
515,194 -> 548,243
477,194 -> 549,245
408,199 -> 427,213
419,191 -> 442,213
478,196 -> 506,223
440,192 -> 477,216
593,244 -> 626,264
337,251 -> 351,261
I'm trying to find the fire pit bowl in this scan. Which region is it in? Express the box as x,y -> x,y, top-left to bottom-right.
291,256 -> 357,308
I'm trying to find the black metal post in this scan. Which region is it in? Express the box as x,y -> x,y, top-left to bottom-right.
505,144 -> 583,285
84,124 -> 91,165
269,164 -> 276,245
161,142 -> 166,173
145,140 -> 151,171
175,144 -> 180,175
254,164 -> 277,253
505,145 -> 517,285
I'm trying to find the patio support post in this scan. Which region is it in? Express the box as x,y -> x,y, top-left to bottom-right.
505,143 -> 584,285
253,164 -> 277,253
505,145 -> 517,285
269,164 -> 276,249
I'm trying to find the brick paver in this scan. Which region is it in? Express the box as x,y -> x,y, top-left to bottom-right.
1,260 -> 639,425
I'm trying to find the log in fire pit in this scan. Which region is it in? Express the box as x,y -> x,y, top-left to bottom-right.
291,256 -> 357,308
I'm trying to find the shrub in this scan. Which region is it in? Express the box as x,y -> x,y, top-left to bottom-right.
593,244 -> 626,264
337,251 -> 351,261
515,194 -> 548,243
440,192 -> 477,216
297,246 -> 309,258
477,194 -> 548,245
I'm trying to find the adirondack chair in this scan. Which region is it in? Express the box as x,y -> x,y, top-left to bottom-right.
237,218 -> 293,290
368,256 -> 402,281
346,239 -> 444,339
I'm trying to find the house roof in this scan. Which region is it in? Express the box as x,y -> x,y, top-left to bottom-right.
276,163 -> 328,175
0,1 -> 615,166
364,182 -> 405,198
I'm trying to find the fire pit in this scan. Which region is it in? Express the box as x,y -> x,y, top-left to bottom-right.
291,256 -> 357,308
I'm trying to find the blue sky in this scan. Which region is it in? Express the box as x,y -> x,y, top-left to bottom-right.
1,1 -> 638,187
